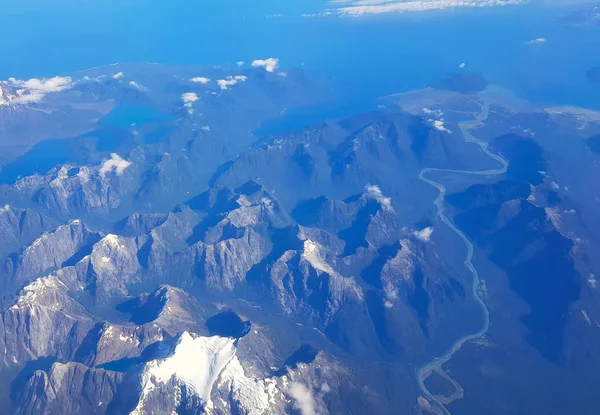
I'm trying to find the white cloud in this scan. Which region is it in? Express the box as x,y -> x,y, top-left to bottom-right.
236,61 -> 245,67
302,240 -> 336,275
289,383 -> 316,415
216,75 -> 247,90
251,58 -> 280,72
413,227 -> 434,242
190,77 -> 211,84
112,72 -> 124,79
128,81 -> 147,91
181,92 -> 199,108
423,107 -> 443,117
301,11 -> 334,18
365,184 -> 394,211
99,153 -> 132,176
431,119 -> 451,133
8,76 -> 72,93
331,0 -> 524,16
524,37 -> 546,45
459,62 -> 466,68
6,76 -> 73,104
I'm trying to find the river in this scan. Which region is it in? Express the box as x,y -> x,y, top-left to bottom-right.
416,100 -> 508,415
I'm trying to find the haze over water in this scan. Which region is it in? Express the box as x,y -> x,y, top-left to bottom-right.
2,0 -> 599,109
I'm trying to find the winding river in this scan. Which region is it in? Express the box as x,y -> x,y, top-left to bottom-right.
416,101 -> 508,415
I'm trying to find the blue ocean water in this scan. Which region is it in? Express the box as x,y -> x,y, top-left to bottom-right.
0,103 -> 173,184
99,104 -> 173,129
1,0 -> 599,109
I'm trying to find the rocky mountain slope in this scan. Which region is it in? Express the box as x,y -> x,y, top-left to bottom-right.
0,63 -> 597,414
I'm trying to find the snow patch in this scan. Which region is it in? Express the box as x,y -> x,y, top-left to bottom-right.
218,355 -> 272,414
382,240 -> 416,307
119,332 -> 136,344
102,234 -> 126,250
11,276 -> 66,309
76,166 -> 91,183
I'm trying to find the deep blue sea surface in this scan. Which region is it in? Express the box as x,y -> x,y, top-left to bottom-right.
1,0 -> 599,109
99,104 -> 173,129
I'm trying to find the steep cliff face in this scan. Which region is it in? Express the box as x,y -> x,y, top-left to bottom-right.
10,158 -> 138,221
0,205 -> 56,259
15,362 -> 124,415
0,276 -> 95,367
1,269 -> 356,415
8,220 -> 102,282
1,62 -> 593,415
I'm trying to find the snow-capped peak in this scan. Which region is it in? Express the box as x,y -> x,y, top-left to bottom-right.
132,332 -> 237,413
0,82 -> 16,106
131,331 -> 287,415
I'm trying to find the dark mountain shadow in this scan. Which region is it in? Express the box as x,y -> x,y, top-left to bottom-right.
246,225 -> 304,284
360,241 -> 402,289
61,235 -> 103,267
454,196 -> 580,362
491,134 -> 547,185
116,287 -> 170,325
409,116 -> 433,160
407,267 -> 430,337
366,291 -> 402,357
273,344 -> 319,376
446,180 -> 531,210
206,311 -> 251,339
185,187 -> 238,245
338,200 -> 380,256
10,356 -> 58,402
96,338 -> 175,373
291,196 -> 330,226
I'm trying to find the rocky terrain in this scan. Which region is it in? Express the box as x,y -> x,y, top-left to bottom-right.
0,63 -> 598,414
